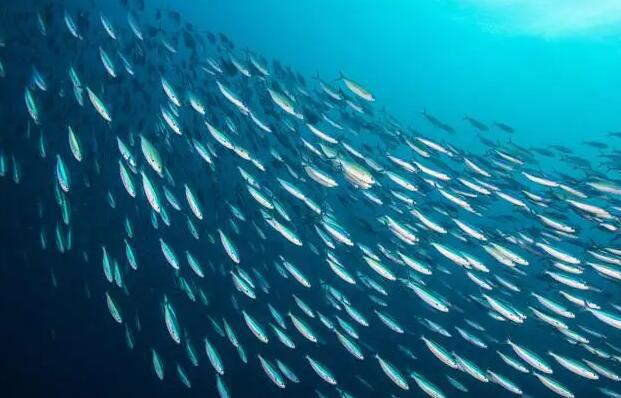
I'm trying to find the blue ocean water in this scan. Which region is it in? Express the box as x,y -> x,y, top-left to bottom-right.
2,1 -> 621,397
160,0 -> 621,146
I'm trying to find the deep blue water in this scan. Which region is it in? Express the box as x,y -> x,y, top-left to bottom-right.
2,1 -> 621,397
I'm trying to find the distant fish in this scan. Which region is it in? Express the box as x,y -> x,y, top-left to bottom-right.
463,115 -> 488,131
420,109 -> 455,134
494,121 -> 515,133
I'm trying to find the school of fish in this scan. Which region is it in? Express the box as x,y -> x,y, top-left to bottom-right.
1,1 -> 621,397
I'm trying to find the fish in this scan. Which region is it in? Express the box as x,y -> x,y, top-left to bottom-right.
494,122 -> 515,133
4,4 -> 621,398
464,115 -> 489,131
